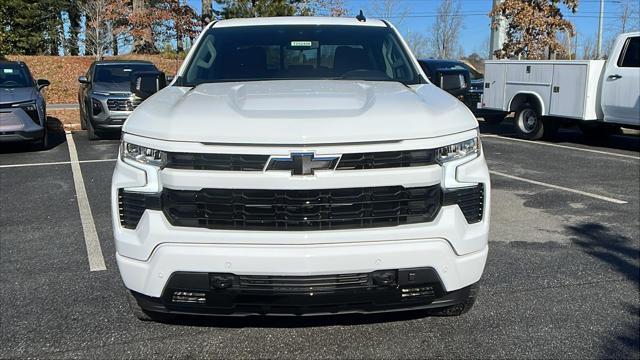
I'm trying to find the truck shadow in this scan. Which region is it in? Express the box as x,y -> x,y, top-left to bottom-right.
153,307 -> 439,328
478,119 -> 640,153
567,222 -> 639,357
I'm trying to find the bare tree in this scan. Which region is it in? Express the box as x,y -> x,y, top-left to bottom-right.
581,36 -> 597,60
202,0 -> 213,24
404,30 -> 430,58
79,0 -> 111,60
431,0 -> 463,59
367,0 -> 410,28
617,0 -> 640,34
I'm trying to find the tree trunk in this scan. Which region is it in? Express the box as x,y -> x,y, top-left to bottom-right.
112,35 -> 119,56
68,4 -> 81,56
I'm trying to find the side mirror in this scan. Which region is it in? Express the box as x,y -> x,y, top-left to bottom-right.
130,71 -> 167,100
37,79 -> 50,90
166,75 -> 174,83
78,76 -> 90,84
434,68 -> 470,97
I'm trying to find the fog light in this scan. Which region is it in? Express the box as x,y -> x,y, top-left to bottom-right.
172,291 -> 206,304
401,286 -> 434,298
372,270 -> 397,286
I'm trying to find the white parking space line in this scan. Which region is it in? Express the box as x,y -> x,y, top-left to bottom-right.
66,132 -> 107,271
0,158 -> 116,169
490,170 -> 628,204
481,134 -> 640,160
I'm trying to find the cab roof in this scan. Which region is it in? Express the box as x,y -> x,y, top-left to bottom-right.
212,16 -> 388,28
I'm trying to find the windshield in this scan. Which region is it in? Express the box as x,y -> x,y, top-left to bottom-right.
94,64 -> 157,85
0,63 -> 33,88
182,25 -> 419,86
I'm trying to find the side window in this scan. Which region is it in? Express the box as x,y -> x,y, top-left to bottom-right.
618,36 -> 639,68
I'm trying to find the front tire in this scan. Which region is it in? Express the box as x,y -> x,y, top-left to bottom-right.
86,117 -> 100,140
514,104 -> 545,140
32,120 -> 48,151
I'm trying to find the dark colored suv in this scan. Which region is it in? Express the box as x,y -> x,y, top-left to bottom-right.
418,59 -> 506,124
0,61 -> 50,149
78,60 -> 158,140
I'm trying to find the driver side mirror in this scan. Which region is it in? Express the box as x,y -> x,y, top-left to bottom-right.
36,79 -> 50,90
130,71 -> 167,100
434,68 -> 470,97
78,76 -> 90,84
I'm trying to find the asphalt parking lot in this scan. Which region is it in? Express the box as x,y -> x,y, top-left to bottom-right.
1,121 -> 638,359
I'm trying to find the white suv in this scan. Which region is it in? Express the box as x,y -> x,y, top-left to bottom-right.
112,16 -> 490,319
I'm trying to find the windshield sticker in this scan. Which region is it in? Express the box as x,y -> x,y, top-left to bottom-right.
290,41 -> 312,47
3,69 -> 14,74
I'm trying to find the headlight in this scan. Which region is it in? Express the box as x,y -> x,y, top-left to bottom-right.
436,137 -> 480,164
91,98 -> 103,115
121,141 -> 166,167
11,100 -> 37,112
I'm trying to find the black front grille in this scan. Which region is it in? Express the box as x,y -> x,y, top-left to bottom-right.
166,153 -> 269,171
107,98 -> 133,111
336,150 -> 437,170
443,184 -> 484,223
162,185 -> 442,231
238,273 -> 370,292
163,149 -> 438,171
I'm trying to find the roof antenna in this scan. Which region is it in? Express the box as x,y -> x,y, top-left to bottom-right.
356,10 -> 366,22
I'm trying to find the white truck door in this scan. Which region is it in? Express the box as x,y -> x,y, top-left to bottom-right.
601,34 -> 640,126
483,62 -> 506,110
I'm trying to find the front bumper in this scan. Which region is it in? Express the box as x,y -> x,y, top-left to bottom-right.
129,267 -> 481,316
0,109 -> 44,143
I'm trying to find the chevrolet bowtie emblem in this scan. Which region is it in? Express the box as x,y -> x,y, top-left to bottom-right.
266,153 -> 340,175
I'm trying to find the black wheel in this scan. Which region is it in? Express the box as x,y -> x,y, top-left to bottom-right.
87,117 -> 100,140
80,106 -> 87,130
481,114 -> 505,125
514,103 -> 545,140
579,123 -> 622,139
427,283 -> 480,316
126,290 -> 153,321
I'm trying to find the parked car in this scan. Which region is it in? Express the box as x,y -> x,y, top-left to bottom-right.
114,16 -> 490,320
482,32 -> 640,140
0,61 -> 50,149
418,59 -> 507,124
78,60 -> 159,140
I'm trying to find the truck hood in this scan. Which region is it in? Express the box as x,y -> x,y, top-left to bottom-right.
124,80 -> 477,144
0,87 -> 36,105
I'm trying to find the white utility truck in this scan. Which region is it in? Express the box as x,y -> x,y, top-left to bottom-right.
482,32 -> 639,140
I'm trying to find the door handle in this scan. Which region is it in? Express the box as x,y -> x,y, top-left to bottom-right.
608,74 -> 622,80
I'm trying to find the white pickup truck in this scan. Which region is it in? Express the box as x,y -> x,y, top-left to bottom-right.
112,16 -> 490,320
482,32 -> 639,140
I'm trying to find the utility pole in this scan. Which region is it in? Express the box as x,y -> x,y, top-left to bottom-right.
596,0 -> 604,59
489,0 -> 506,59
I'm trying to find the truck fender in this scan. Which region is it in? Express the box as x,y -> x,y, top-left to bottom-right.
507,91 -> 546,116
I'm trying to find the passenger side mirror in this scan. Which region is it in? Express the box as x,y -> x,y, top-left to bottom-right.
36,79 -> 50,90
434,68 -> 470,97
166,75 -> 174,83
78,76 -> 90,84
130,71 -> 167,100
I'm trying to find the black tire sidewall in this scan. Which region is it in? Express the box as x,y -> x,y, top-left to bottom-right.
515,104 -> 544,140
